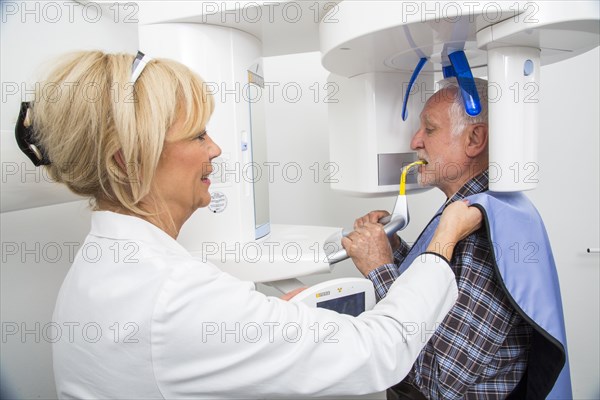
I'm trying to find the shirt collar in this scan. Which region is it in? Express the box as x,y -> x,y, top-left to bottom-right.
446,169 -> 489,205
89,211 -> 190,256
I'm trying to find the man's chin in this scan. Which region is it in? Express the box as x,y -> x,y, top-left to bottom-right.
416,174 -> 428,187
417,174 -> 439,189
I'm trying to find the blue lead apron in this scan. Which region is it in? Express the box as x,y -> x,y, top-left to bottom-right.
401,191 -> 571,399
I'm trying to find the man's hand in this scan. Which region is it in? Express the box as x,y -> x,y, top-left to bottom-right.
342,222 -> 393,277
353,210 -> 401,251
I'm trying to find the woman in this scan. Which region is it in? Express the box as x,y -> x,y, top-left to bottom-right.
16,51 -> 481,399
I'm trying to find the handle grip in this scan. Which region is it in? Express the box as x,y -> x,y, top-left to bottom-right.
325,214 -> 408,265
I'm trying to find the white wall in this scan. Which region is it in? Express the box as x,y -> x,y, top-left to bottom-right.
529,46 -> 600,399
0,2 -> 138,398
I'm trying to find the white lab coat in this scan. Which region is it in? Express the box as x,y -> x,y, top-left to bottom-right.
52,211 -> 458,399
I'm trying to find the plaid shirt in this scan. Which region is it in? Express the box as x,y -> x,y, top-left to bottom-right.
367,170 -> 532,399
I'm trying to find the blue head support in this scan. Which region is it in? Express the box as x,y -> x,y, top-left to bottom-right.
445,50 -> 481,116
401,57 -> 428,121
402,50 -> 481,121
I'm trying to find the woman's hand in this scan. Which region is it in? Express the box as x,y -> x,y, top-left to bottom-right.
426,200 -> 483,261
280,287 -> 307,301
439,200 -> 483,241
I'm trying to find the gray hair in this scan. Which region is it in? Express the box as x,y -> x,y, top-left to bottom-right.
438,77 -> 488,136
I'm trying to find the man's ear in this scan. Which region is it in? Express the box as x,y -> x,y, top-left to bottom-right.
465,124 -> 488,158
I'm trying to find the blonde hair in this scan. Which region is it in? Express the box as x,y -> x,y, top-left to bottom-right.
30,50 -> 214,215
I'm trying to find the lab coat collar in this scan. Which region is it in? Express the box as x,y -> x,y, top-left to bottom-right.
90,211 -> 190,256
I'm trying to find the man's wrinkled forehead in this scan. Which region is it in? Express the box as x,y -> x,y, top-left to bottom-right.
419,111 -> 436,125
420,88 -> 455,122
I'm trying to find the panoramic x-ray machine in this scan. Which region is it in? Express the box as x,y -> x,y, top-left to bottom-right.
4,2 -> 597,397
134,1 -> 599,317
135,1 -> 599,315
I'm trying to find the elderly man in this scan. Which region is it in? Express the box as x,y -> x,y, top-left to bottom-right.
342,78 -> 570,399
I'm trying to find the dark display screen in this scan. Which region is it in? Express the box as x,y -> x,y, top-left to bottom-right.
316,292 -> 365,317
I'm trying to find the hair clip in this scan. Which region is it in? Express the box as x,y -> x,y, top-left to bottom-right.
15,102 -> 51,166
130,51 -> 153,84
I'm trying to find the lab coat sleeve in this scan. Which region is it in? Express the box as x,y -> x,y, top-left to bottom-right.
151,253 -> 458,399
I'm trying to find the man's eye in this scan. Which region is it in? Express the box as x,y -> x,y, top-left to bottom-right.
425,127 -> 434,134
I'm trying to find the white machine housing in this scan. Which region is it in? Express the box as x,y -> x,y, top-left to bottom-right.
139,20 -> 339,283
291,277 -> 376,317
140,23 -> 262,247
131,1 -> 599,287
319,1 -> 599,192
3,1 -> 597,209
328,72 -> 430,195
